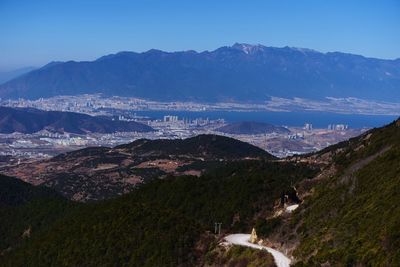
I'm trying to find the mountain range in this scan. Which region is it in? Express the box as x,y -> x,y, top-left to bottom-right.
0,106 -> 153,134
1,43 -> 399,102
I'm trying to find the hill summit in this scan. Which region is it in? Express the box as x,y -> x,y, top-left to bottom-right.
1,134 -> 274,201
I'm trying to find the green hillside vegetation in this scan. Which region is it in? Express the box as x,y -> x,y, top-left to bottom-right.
292,119 -> 400,266
127,160 -> 316,232
0,174 -> 61,206
116,134 -> 275,160
0,175 -> 70,254
3,120 -> 399,266
311,119 -> 400,170
5,202 -> 200,267
1,160 -> 316,266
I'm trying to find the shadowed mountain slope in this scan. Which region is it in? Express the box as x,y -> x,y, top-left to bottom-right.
0,106 -> 153,134
1,43 -> 399,102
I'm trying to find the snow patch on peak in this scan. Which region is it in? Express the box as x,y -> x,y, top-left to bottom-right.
232,43 -> 266,54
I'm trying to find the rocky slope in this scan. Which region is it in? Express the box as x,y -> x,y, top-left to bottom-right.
1,134 -> 274,201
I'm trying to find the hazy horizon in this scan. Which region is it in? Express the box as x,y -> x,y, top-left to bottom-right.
1,0 -> 399,71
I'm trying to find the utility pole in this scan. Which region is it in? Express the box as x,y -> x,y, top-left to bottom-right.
214,222 -> 222,235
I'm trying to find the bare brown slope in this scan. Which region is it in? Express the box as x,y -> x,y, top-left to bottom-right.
1,135 -> 274,201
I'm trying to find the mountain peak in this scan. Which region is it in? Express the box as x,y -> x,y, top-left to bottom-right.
231,43 -> 266,54
144,49 -> 165,54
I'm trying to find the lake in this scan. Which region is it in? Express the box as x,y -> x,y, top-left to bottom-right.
133,110 -> 398,128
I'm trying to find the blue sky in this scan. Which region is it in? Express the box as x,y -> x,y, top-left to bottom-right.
0,0 -> 399,71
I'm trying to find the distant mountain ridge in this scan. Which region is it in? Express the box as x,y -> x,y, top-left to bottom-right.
0,106 -> 153,134
216,121 -> 290,135
1,43 -> 399,102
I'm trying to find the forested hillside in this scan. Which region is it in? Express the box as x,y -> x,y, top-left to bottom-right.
1,119 -> 400,266
0,160 -> 316,266
281,119 -> 400,266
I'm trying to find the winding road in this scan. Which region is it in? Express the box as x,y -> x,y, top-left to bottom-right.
225,234 -> 291,267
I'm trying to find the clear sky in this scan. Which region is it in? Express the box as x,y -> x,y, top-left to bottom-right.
1,0 -> 399,71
